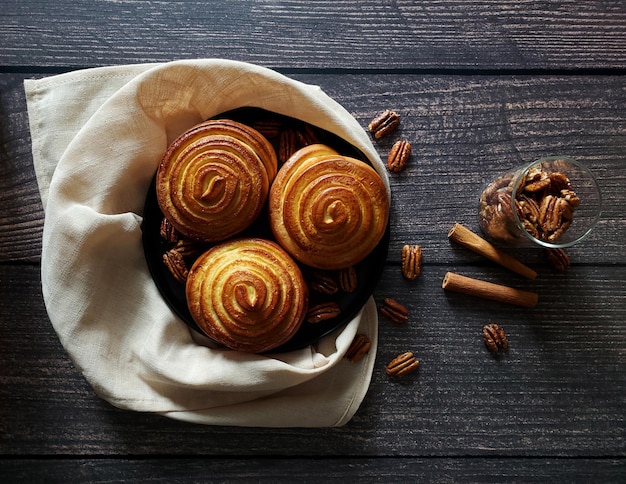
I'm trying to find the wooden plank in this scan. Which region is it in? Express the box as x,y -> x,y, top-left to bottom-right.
2,1 -> 626,70
2,72 -> 625,264
2,457 -> 626,482
1,264 -> 624,455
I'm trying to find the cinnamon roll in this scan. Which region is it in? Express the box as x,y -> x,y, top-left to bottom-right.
269,144 -> 389,270
186,238 -> 308,353
156,119 -> 278,242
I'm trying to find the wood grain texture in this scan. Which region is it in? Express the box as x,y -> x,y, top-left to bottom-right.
1,72 -> 625,263
1,0 -> 625,477
1,263 -> 624,456
2,458 -> 626,483
1,1 -> 626,70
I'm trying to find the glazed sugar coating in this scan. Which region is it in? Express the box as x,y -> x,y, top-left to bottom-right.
186,238 -> 308,353
269,144 -> 390,270
156,119 -> 277,242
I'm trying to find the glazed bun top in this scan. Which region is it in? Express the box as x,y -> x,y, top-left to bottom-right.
269,144 -> 389,270
156,119 -> 278,242
185,238 -> 308,353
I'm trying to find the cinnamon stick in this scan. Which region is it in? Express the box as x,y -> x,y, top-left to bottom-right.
442,272 -> 538,308
448,223 -> 537,280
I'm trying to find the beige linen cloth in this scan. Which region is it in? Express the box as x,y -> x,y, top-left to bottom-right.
24,59 -> 390,427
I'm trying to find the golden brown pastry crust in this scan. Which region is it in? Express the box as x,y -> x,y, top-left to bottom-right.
186,238 -> 308,353
269,144 -> 389,270
156,119 -> 278,242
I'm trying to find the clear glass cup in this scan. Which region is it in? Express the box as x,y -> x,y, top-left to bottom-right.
478,156 -> 602,248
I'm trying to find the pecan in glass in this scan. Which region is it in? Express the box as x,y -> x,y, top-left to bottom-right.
338,266 -> 358,293
561,189 -> 580,208
401,244 -> 422,280
368,109 -> 400,139
345,334 -> 371,363
163,248 -> 189,284
309,271 -> 339,295
517,194 -> 540,224
386,351 -> 419,376
479,163 -> 582,245
549,172 -> 571,192
160,217 -> 180,243
524,176 -> 551,194
545,247 -> 570,271
483,323 -> 508,353
306,301 -> 341,323
387,140 -> 411,173
378,297 -> 409,324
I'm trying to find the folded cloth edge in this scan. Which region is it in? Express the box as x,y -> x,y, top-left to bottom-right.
24,59 -> 386,427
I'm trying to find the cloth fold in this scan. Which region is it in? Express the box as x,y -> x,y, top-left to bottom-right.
24,59 -> 388,427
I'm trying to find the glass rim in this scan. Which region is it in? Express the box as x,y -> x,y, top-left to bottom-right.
510,156 -> 603,249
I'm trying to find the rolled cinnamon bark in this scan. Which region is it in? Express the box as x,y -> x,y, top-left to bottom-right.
442,272 -> 538,308
448,223 -> 537,280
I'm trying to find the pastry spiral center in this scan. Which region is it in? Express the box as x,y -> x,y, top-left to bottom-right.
324,199 -> 348,228
234,281 -> 265,312
200,173 -> 227,203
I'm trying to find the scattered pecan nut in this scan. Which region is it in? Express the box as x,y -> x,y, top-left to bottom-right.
387,140 -> 411,173
309,271 -> 339,295
338,266 -> 358,293
545,247 -> 570,271
483,323 -> 508,353
306,301 -> 341,323
163,248 -> 189,284
378,297 -> 409,324
368,109 -> 400,139
386,351 -> 419,376
345,334 -> 371,363
401,244 -> 422,280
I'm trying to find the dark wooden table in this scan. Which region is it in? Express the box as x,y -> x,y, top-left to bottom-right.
2,1 -> 625,482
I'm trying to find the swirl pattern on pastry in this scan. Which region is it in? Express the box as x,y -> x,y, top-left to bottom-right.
156,119 -> 278,242
186,238 -> 308,353
269,144 -> 390,270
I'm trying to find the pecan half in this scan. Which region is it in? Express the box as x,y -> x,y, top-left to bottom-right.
561,189 -> 580,208
306,301 -> 341,323
483,323 -> 508,353
173,238 -> 205,258
549,172 -> 571,192
545,247 -> 570,271
386,351 -> 419,376
387,140 -> 411,173
539,195 -> 560,232
163,248 -> 189,284
524,176 -> 551,194
309,271 -> 339,295
295,124 -> 319,146
278,128 -> 298,162
368,109 -> 400,139
345,334 -> 371,363
338,266 -> 358,293
518,194 -> 540,224
160,217 -> 180,243
252,118 -> 283,139
401,244 -> 422,280
378,297 -> 409,324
